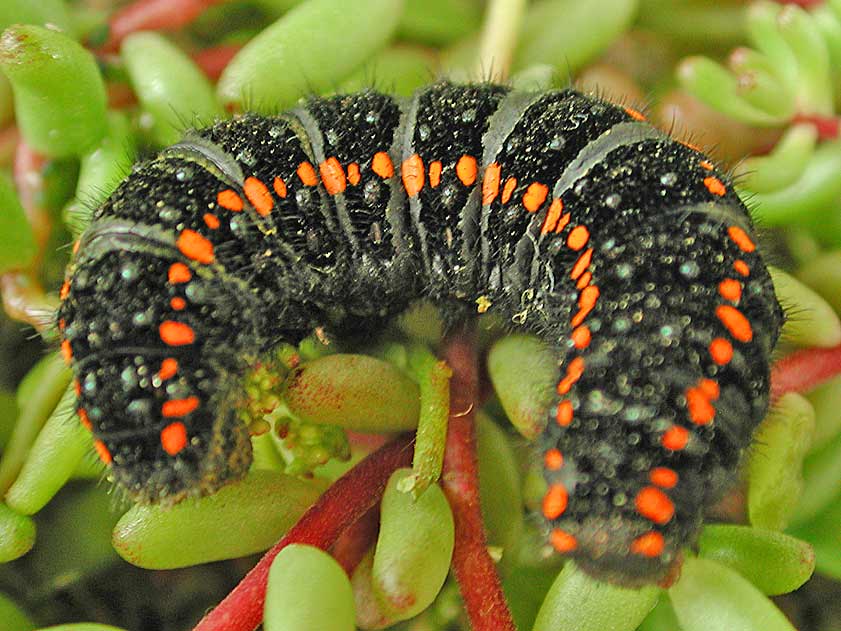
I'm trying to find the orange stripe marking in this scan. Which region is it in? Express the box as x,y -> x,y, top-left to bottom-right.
456,155 -> 477,186
555,400 -> 574,426
203,213 -> 220,229
733,259 -> 750,276
571,285 -> 600,327
710,337 -> 733,365
662,425 -> 689,450
704,176 -> 726,196
575,271 -> 592,290
168,262 -> 191,284
630,531 -> 664,558
347,163 -> 361,186
273,176 -> 288,198
297,161 -> 318,186
61,339 -> 72,364
544,448 -> 563,471
543,484 -> 569,519
718,278 -> 742,302
402,154 -> 425,197
571,325 -> 591,349
161,421 -> 188,456
699,160 -> 714,171
501,177 -> 517,204
319,157 -> 347,195
550,529 -> 578,552
158,358 -> 178,381
429,160 -> 442,188
716,305 -> 753,342
555,212 -> 571,234
522,182 -> 549,212
160,321 -> 195,346
162,396 -> 199,418
216,189 -> 243,212
699,378 -> 720,399
650,467 -> 678,489
567,225 -> 590,251
482,163 -> 501,205
625,106 -> 646,121
541,199 -> 564,233
244,176 -> 274,215
570,248 -> 593,280
170,297 -> 186,311
94,440 -> 112,464
78,408 -> 92,431
727,226 -> 756,252
372,152 -> 394,179
635,486 -> 675,524
686,387 -> 716,425
177,229 -> 214,264
60,280 -> 71,300
557,356 -> 585,395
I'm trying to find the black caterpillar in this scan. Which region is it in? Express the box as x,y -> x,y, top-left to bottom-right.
57,81 -> 783,585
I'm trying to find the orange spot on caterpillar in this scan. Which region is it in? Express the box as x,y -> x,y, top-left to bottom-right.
94,440 -> 112,464
60,280 -> 70,300
371,152 -> 394,179
575,271 -> 592,290
542,484 -> 569,519
704,176 -> 726,196
718,278 -> 742,302
710,337 -> 733,365
733,259 -> 750,277
570,247 -> 593,280
273,176 -> 288,198
347,163 -> 361,186
699,160 -> 714,171
78,408 -> 92,431
567,225 -> 590,251
244,176 -> 274,215
161,421 -> 188,456
203,213 -> 220,229
625,106 -> 646,121
649,467 -> 678,489
162,396 -> 199,418
319,157 -> 347,195
158,358 -> 178,381
217,189 -> 244,212
698,378 -> 720,400
501,177 -> 517,204
635,486 -> 675,524
168,262 -> 191,284
630,531 -> 664,558
557,357 -> 585,395
61,339 -> 72,364
401,154 -> 425,197
727,226 -> 756,252
686,386 -> 716,425
662,425 -> 689,451
544,448 -> 563,471
482,162 -> 501,205
571,285 -> 600,327
555,212 -> 571,234
541,198 -> 564,234
456,155 -> 477,186
297,161 -> 318,186
550,529 -> 578,552
170,297 -> 186,311
522,182 -> 549,212
58,318 -> 66,331
555,400 -> 574,426
72,240 -> 81,255
571,325 -> 591,349
429,160 -> 442,188
160,321 -> 195,346
74,379 -> 81,396
716,305 -> 753,342
177,229 -> 215,264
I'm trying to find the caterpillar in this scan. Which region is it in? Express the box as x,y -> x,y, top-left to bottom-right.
57,81 -> 783,586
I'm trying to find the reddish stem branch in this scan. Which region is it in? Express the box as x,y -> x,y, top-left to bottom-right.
193,434 -> 413,631
441,333 -> 517,631
791,113 -> 840,141
98,0 -> 232,52
771,343 -> 841,400
192,44 -> 242,81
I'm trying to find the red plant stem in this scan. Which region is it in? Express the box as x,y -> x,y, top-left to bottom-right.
13,141 -> 50,259
791,113 -> 840,141
193,434 -> 413,631
99,0 -> 232,52
771,343 -> 841,400
441,333 -> 517,631
330,505 -> 380,575
192,44 -> 242,81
